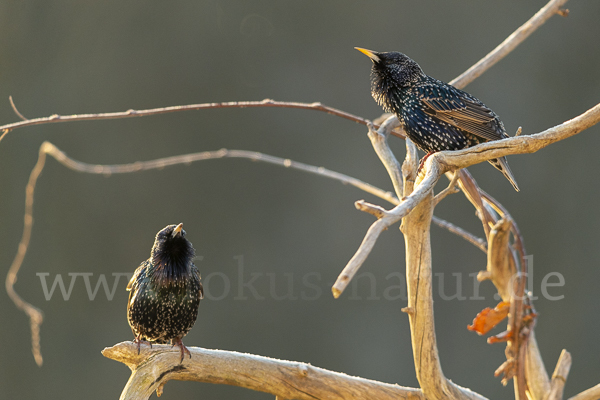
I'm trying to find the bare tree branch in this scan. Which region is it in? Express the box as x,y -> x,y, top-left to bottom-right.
331,153 -> 442,298
433,170 -> 459,206
526,331 -> 551,400
438,103 -> 600,171
431,216 -> 487,253
102,341 -> 425,400
478,218 -> 516,302
406,207 -> 487,399
0,0 -> 566,146
0,99 -> 404,145
331,101 -> 599,397
5,144 -> 48,366
400,142 -> 486,400
9,96 -> 28,121
569,383 -> 600,400
366,119 -> 404,198
545,350 -> 572,400
2,2 -> 586,399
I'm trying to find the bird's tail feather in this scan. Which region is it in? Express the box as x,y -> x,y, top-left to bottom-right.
488,157 -> 520,192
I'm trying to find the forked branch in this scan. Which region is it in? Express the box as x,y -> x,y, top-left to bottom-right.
332,101 -> 600,298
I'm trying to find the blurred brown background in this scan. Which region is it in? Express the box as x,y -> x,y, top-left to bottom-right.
0,1 -> 599,399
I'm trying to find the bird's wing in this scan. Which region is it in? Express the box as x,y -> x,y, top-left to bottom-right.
418,82 -> 506,141
126,261 -> 148,291
192,264 -> 204,299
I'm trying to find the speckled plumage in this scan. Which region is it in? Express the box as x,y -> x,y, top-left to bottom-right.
127,223 -> 203,362
356,48 -> 519,191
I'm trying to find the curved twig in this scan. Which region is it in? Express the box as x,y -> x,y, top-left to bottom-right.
5,141 -> 489,366
9,96 -> 28,121
5,145 -> 48,366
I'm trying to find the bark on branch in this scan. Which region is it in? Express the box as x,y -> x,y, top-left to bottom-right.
332,101 -> 600,298
102,341 -> 424,400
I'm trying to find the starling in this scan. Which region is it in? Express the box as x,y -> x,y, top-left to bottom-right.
126,223 -> 203,362
356,48 -> 519,191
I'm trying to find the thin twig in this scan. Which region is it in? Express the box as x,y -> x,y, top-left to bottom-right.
9,96 -> 28,121
355,200 -> 387,219
331,153 -> 444,298
0,0 -> 565,145
0,99 -> 403,145
433,170 -> 460,206
6,141 -> 486,365
5,144 -> 49,366
432,216 -> 487,253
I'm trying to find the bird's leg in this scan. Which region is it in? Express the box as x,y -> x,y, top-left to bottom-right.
132,334 -> 152,354
417,151 -> 435,174
172,337 -> 191,363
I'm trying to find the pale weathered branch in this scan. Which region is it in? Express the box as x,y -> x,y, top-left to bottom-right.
438,103 -> 600,171
366,119 -> 404,198
545,350 -> 572,400
526,331 -> 552,400
433,170 -> 459,206
355,200 -> 387,219
569,383 -> 600,400
3,2 -> 587,398
478,218 -> 517,302
331,149 -> 443,298
401,152 -> 486,400
333,100 -> 600,300
333,65 -> 600,400
102,341 -> 424,400
342,111 -> 488,399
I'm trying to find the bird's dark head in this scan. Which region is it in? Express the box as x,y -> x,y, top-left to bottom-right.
355,48 -> 425,112
151,223 -> 196,278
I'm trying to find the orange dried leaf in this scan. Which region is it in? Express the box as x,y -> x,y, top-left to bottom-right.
488,329 -> 513,344
467,301 -> 510,335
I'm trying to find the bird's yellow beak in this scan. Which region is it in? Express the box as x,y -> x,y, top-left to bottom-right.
173,223 -> 184,237
355,47 -> 380,62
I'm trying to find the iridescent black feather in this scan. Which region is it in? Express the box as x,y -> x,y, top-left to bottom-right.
357,48 -> 519,191
127,223 -> 203,362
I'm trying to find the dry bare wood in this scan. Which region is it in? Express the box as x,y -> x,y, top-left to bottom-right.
569,383 -> 600,400
331,101 -> 600,299
102,341 -> 425,400
6,1 -> 599,400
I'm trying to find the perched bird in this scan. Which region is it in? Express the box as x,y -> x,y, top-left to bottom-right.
356,48 -> 519,191
127,223 -> 203,362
